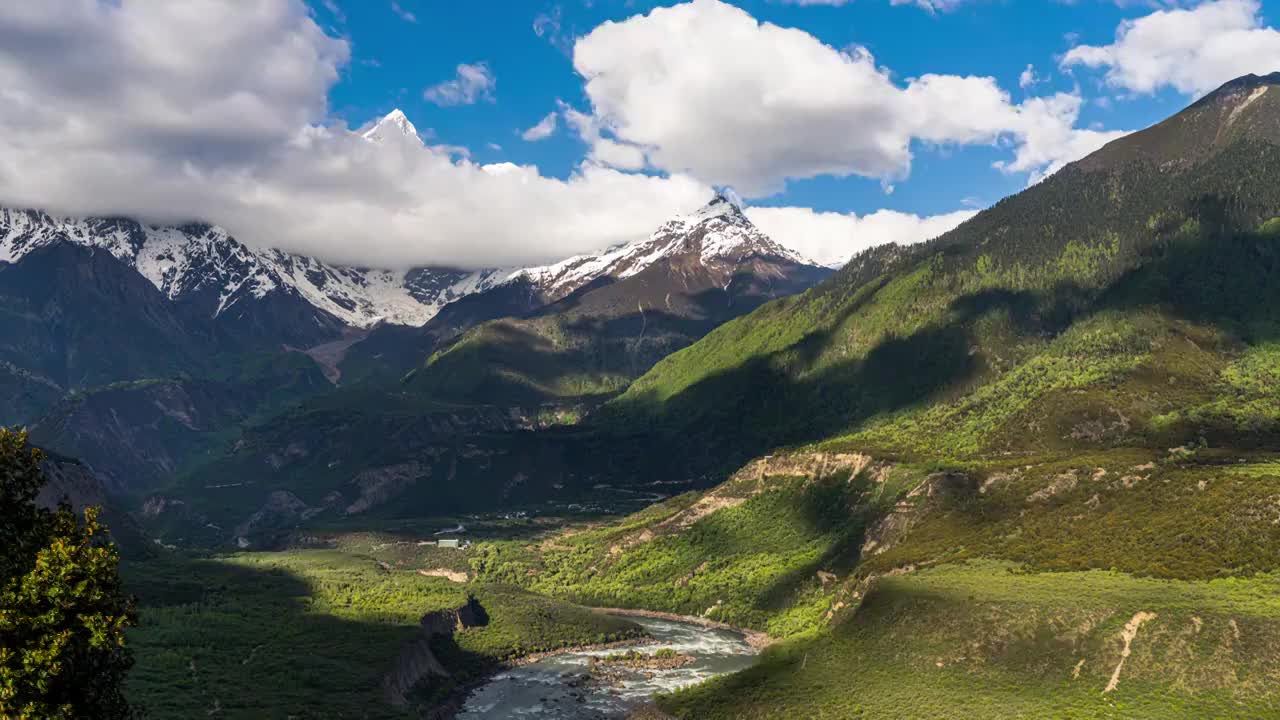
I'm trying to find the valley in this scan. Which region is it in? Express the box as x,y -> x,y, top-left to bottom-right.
6,2 -> 1280,716
117,72 -> 1280,718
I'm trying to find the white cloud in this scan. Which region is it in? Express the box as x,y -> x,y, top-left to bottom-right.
521,112 -> 559,142
390,1 -> 417,24
781,0 -> 968,9
533,5 -> 575,54
424,62 -> 496,106
890,0 -> 969,11
0,1 -> 347,168
322,0 -> 346,24
747,206 -> 979,267
0,0 -> 710,269
1019,64 -> 1041,89
1061,0 -> 1280,95
0,0 -> 1119,273
993,94 -> 1130,182
572,0 -> 1125,196
561,101 -> 649,170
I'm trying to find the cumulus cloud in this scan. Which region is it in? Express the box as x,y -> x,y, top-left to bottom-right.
560,101 -> 649,170
747,206 -> 979,267
992,94 -> 1129,182
0,0 -> 711,269
521,112 -> 559,142
0,1 -> 346,167
572,0 -> 1126,196
423,62 -> 496,106
1061,0 -> 1280,95
0,0 -> 1121,272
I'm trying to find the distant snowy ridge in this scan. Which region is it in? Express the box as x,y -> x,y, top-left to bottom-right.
0,107 -> 505,329
0,109 -> 819,331
0,191 -> 815,329
0,208 -> 502,328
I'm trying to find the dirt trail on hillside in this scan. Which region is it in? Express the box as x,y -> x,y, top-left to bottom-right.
1105,611 -> 1157,693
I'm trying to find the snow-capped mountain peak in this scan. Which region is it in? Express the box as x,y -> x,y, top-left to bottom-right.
0,192 -> 818,339
693,191 -> 746,222
0,208 -> 502,329
361,108 -> 421,144
507,194 -> 815,302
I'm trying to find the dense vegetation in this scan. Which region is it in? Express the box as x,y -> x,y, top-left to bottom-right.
472,463 -> 924,637
665,561 -> 1280,720
410,257 -> 829,407
463,81 -> 1280,717
123,547 -> 640,718
0,429 -> 137,719
29,350 -> 332,498
606,138 -> 1280,475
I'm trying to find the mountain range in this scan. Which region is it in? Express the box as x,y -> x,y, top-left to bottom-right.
461,71 -> 1280,719
18,68 -> 1280,720
4,178 -> 830,531
2,110 -> 821,354
0,208 -> 506,333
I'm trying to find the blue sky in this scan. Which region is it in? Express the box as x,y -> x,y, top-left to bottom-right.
1,1 -> 1277,268
312,0 -> 1220,220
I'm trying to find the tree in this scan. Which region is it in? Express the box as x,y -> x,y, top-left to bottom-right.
0,429 -> 137,719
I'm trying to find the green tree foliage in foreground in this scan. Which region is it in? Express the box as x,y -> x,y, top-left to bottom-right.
0,429 -> 137,719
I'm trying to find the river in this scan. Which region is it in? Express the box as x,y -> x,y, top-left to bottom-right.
457,615 -> 758,719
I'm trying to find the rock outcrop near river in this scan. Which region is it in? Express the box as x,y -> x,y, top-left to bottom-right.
383,596 -> 490,706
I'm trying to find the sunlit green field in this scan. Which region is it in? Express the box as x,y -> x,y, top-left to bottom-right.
662,562 -> 1280,720
123,548 -> 639,719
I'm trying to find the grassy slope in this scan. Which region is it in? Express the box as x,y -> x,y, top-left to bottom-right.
665,561 -> 1280,720
124,548 -> 640,719
408,259 -> 830,408
471,449 -> 1280,717
605,142 -> 1280,475
466,97 -> 1280,716
472,462 -> 926,637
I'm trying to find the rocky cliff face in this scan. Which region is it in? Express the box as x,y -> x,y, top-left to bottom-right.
37,454 -> 151,557
37,456 -> 108,512
383,595 -> 489,706
29,358 -> 331,498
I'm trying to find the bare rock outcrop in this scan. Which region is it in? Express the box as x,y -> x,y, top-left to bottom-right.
383,596 -> 489,706
344,462 -> 428,515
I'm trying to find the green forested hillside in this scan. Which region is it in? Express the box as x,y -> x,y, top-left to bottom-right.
27,351 -> 333,498
123,548 -> 640,718
607,138 -> 1280,473
465,75 -> 1280,718
410,250 -> 829,407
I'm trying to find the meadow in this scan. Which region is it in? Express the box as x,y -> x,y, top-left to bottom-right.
123,547 -> 640,718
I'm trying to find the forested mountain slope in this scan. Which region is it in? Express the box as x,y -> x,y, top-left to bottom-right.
410,196 -> 830,406
469,73 -> 1280,719
605,73 -> 1280,474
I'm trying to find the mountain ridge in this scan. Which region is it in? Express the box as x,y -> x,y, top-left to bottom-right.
462,72 -> 1280,719
405,193 -> 831,405
0,208 -> 505,330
